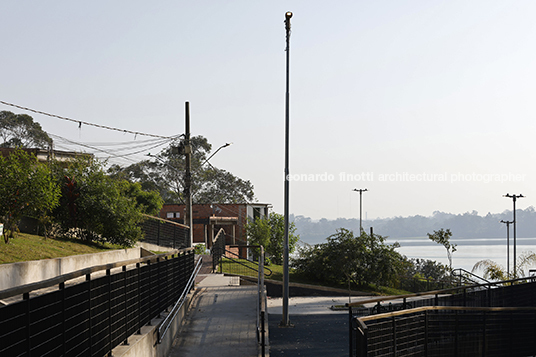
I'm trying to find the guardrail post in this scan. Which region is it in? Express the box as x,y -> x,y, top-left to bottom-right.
349,307 -> 353,357
424,310 -> 428,356
60,282 -> 66,356
24,292 -> 30,356
392,315 -> 397,353
261,310 -> 266,356
157,221 -> 161,246
147,260 -> 152,326
136,263 -> 141,334
107,268 -> 112,357
87,274 -> 92,355
455,310 -> 459,356
482,310 -> 486,356
123,265 -> 129,346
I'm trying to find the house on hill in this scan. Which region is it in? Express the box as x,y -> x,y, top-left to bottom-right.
159,203 -> 270,248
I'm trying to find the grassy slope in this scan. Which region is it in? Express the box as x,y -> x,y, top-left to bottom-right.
0,235 -> 407,295
220,258 -> 409,296
0,233 -> 122,265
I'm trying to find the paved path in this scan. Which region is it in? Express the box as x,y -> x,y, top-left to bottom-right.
168,274 -> 259,357
268,297 -> 351,357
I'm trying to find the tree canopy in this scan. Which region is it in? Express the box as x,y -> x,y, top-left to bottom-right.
245,212 -> 300,265
427,228 -> 456,270
0,149 -> 60,243
292,228 -> 405,288
51,157 -> 151,246
108,135 -> 255,204
0,111 -> 52,149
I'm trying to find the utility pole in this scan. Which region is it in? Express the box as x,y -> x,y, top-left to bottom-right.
281,10 -> 293,328
504,193 -> 524,277
184,102 -> 193,247
353,188 -> 368,233
500,220 -> 513,278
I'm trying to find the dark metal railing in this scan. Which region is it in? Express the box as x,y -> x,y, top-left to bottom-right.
452,268 -> 491,287
211,228 -> 227,273
349,276 -> 536,356
256,246 -> 268,356
220,246 -> 273,277
352,306 -> 536,357
0,249 -> 195,357
157,255 -> 203,343
141,214 -> 189,249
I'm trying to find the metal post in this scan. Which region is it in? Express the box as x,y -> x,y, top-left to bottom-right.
501,220 -> 512,278
504,193 -> 524,277
185,102 -> 193,247
281,10 -> 293,328
353,189 -> 368,233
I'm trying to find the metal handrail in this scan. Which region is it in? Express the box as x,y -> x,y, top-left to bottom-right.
347,274 -> 536,308
157,255 -> 203,343
452,268 -> 491,286
222,247 -> 273,277
0,247 -> 193,300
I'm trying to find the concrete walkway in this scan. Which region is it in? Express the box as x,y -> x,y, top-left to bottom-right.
168,274 -> 259,357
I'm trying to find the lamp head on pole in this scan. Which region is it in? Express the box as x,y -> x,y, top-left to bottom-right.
285,11 -> 293,33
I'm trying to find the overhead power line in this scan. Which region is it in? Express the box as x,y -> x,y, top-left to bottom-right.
0,100 -> 181,140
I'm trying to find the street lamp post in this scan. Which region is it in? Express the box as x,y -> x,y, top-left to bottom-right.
504,193 -> 524,277
201,143 -> 232,168
353,189 -> 368,233
281,10 -> 293,328
500,220 -> 513,278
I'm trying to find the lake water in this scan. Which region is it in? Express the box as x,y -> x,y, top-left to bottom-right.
388,237 -> 536,274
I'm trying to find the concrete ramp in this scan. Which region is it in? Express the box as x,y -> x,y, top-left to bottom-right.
168,274 -> 258,357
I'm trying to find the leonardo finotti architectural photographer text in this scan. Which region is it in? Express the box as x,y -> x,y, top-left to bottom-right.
285,172 -> 526,184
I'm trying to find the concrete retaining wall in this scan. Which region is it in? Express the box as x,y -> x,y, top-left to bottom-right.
113,288 -> 197,357
0,248 -> 142,291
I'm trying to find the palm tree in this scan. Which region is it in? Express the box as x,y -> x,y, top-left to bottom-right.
472,251 -> 536,281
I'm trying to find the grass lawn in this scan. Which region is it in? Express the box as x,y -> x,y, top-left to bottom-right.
220,257 -> 409,295
0,233 -> 123,265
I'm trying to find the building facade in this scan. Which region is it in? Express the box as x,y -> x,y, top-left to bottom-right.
159,203 -> 270,248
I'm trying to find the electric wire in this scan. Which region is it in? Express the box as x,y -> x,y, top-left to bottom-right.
0,100 -> 182,140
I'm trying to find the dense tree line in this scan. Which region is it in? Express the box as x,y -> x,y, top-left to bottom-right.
1,112 -> 257,247
293,208 -> 536,243
291,228 -> 451,291
108,136 -> 255,204
0,150 -> 162,246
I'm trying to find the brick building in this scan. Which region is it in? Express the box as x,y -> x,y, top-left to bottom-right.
159,203 -> 270,248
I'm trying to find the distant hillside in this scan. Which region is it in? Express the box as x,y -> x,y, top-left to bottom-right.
292,207 -> 536,245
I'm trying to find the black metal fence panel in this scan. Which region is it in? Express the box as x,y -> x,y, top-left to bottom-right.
141,217 -> 188,249
352,281 -> 536,356
0,250 -> 195,357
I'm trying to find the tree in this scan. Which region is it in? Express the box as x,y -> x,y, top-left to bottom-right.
117,181 -> 163,216
108,135 -> 255,204
292,228 -> 405,288
0,150 -> 60,243
472,251 -> 536,280
0,111 -> 52,148
245,212 -> 300,265
52,157 -> 145,247
427,228 -> 457,271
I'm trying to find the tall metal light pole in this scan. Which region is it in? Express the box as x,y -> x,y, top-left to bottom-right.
184,102 -> 193,247
500,220 -> 513,278
353,188 -> 368,233
504,193 -> 524,277
281,10 -> 293,328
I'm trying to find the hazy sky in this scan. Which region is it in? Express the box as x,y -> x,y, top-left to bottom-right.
2,1 -> 536,220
